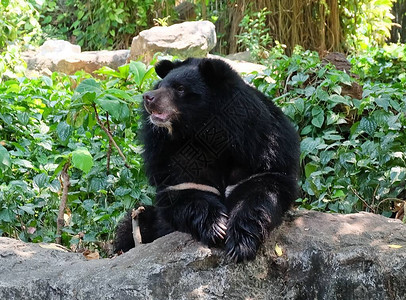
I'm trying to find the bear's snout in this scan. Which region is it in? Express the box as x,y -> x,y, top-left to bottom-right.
143,92 -> 155,104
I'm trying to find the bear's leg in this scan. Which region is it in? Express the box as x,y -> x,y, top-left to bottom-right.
225,173 -> 297,262
157,190 -> 228,246
113,205 -> 174,253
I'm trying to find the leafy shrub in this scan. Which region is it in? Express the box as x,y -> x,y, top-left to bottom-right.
248,46 -> 406,215
0,61 -> 157,254
350,43 -> 406,84
39,0 -> 157,50
236,7 -> 272,61
341,0 -> 395,51
0,0 -> 42,50
0,45 -> 27,82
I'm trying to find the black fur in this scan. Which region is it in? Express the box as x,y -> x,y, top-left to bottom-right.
114,58 -> 300,262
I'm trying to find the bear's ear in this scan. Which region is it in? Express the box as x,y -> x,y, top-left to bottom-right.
198,58 -> 235,85
155,60 -> 175,79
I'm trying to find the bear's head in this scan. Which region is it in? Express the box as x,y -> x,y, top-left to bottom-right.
143,58 -> 240,134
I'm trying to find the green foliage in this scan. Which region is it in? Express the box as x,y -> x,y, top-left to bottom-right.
350,43 -> 406,84
0,0 -> 41,81
236,7 -> 272,61
0,45 -> 27,82
39,0 -> 157,50
0,0 -> 42,50
0,61 -> 157,253
341,0 -> 395,51
248,46 -> 406,215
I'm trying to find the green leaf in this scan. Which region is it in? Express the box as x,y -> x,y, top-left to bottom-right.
390,167 -> 406,184
114,187 -> 132,197
301,125 -> 312,135
94,66 -> 124,78
75,79 -> 103,96
67,110 -> 86,128
328,94 -> 350,108
17,112 -> 30,125
294,98 -> 305,113
71,148 -> 93,173
13,159 -> 35,170
95,95 -> 130,121
312,106 -> 323,117
41,76 -> 53,87
301,137 -> 323,155
0,145 -> 11,170
312,113 -> 324,128
332,190 -> 345,199
82,91 -> 97,104
106,88 -> 133,101
129,61 -> 148,87
118,64 -> 130,78
359,118 -> 377,136
83,231 -> 97,242
49,179 -> 61,193
19,204 -> 35,215
304,86 -> 315,97
305,162 -> 318,178
311,107 -> 324,128
33,173 -> 49,189
89,177 -> 106,192
375,96 -> 390,111
0,209 -> 14,223
316,89 -> 329,101
291,73 -> 309,85
56,122 -> 73,143
320,151 -> 334,165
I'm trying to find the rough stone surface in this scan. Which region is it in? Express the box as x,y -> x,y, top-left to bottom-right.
22,40 -> 129,75
128,21 -> 216,63
38,39 -> 81,57
225,51 -> 255,63
1,210 -> 405,300
208,54 -> 266,74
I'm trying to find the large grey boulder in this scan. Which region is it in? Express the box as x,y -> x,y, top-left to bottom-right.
128,21 -> 216,63
22,40 -> 129,75
0,210 -> 405,299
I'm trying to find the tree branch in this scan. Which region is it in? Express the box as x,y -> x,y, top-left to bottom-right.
92,104 -> 131,169
56,161 -> 71,245
106,112 -> 112,175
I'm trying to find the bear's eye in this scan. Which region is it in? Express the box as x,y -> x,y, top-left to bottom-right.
176,85 -> 185,93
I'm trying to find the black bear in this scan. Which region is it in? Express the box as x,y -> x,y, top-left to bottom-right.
114,58 -> 300,262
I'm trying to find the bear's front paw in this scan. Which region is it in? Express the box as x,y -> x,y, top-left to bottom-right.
200,209 -> 228,246
225,225 -> 260,262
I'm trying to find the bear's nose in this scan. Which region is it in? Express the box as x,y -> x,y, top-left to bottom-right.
143,92 -> 155,104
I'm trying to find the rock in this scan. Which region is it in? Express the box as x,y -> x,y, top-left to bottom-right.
225,51 -> 255,63
128,21 -> 216,63
55,50 -> 130,75
1,210 -> 405,299
22,40 -> 130,76
208,54 -> 266,74
38,39 -> 81,57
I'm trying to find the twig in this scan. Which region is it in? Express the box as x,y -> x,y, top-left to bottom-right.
106,112 -> 112,175
131,207 -> 145,244
350,186 -> 375,213
92,104 -> 130,169
56,161 -> 71,245
283,71 -> 293,94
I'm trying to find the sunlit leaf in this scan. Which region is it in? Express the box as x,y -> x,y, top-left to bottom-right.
71,148 -> 93,173
0,145 -> 11,170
